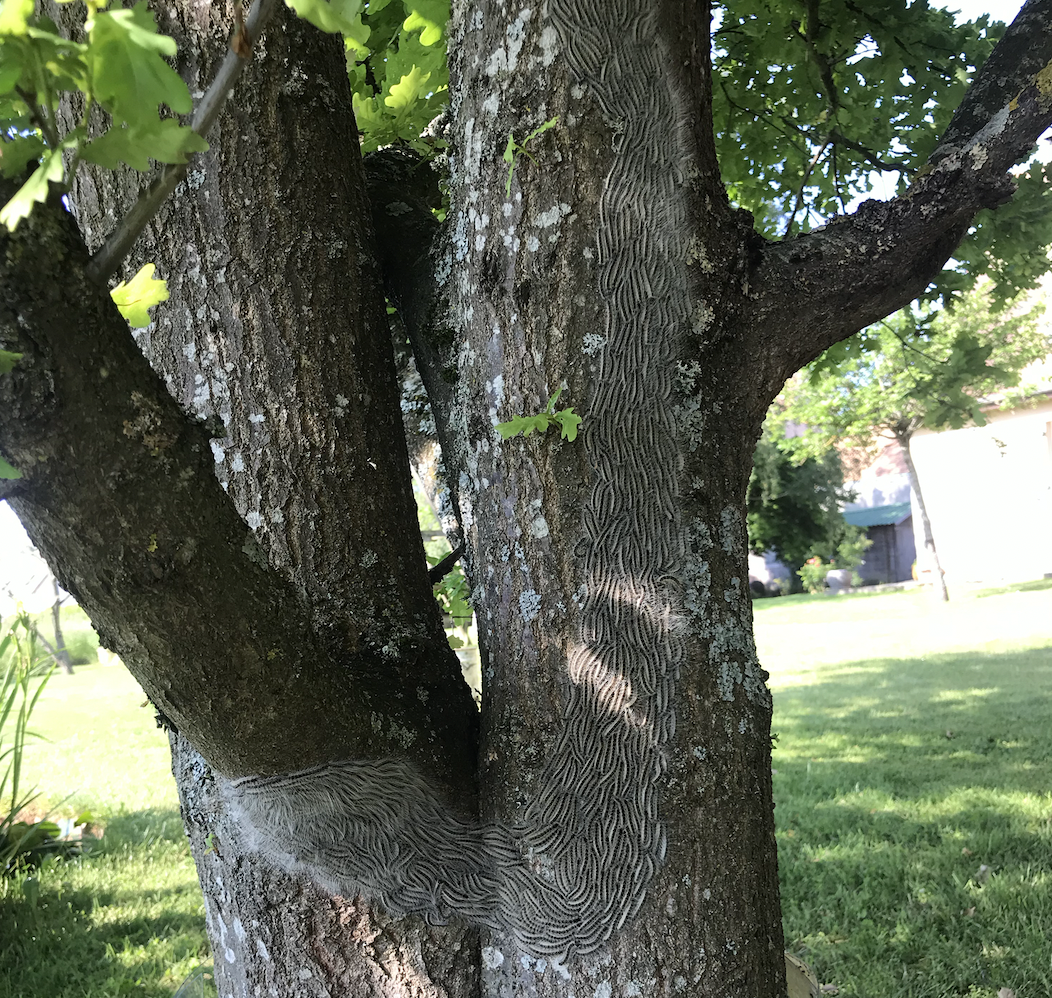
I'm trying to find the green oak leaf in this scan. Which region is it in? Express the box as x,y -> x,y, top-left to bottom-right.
350,8 -> 448,153
553,408 -> 582,442
524,116 -> 558,144
385,64 -> 431,120
497,414 -> 550,439
0,349 -> 22,373
0,0 -> 33,36
497,388 -> 581,442
403,3 -> 446,46
82,119 -> 208,171
0,134 -> 44,179
0,455 -> 20,479
496,414 -> 538,439
110,263 -> 169,328
88,2 -> 190,129
285,0 -> 365,36
24,24 -> 90,93
0,46 -> 24,93
0,145 -> 63,230
343,11 -> 371,52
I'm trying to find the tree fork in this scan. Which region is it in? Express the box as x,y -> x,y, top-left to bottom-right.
2,0 -> 1052,995
0,184 -> 475,790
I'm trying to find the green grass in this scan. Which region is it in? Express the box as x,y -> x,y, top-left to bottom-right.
756,587 -> 1052,998
2,589 -> 1050,996
0,655 -> 210,998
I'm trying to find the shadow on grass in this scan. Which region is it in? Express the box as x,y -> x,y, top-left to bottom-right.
774,646 -> 1052,996
772,646 -> 1052,796
100,807 -> 188,847
0,808 -> 207,998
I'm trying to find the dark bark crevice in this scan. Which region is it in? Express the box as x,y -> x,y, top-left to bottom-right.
363,148 -> 468,546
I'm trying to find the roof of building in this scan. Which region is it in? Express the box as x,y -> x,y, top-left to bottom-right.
843,502 -> 913,528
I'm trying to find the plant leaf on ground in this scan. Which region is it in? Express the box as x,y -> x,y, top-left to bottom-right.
0,643 -> 209,998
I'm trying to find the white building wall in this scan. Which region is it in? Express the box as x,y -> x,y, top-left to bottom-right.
908,396 -> 1052,584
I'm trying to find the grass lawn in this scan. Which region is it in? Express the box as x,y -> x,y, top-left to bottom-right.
1,590 -> 1049,996
756,585 -> 1052,998
0,608 -> 210,998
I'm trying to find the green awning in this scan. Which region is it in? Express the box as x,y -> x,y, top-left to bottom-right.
843,502 -> 912,528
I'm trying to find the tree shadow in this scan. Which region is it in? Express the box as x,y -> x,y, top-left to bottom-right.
771,646 -> 1052,797
100,806 -> 188,847
0,807 -> 209,998
772,646 -> 1052,995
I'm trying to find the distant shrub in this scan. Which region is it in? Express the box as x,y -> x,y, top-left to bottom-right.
63,629 -> 99,667
798,557 -> 829,595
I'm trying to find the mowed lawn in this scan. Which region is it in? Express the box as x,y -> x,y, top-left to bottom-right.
1,588 -> 1050,997
756,582 -> 1052,998
0,608 -> 210,998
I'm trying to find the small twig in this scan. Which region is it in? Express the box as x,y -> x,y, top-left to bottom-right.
428,543 -> 465,584
86,0 -> 280,285
718,84 -> 811,156
14,85 -> 60,149
831,143 -> 848,213
783,137 -> 831,238
830,131 -> 914,174
792,0 -> 840,114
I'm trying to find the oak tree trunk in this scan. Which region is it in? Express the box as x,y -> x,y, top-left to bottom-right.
3,1 -> 1051,997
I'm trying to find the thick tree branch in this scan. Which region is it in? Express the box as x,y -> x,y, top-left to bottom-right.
86,0 -> 280,285
428,543 -> 465,584
0,187 -> 477,799
748,0 -> 1052,400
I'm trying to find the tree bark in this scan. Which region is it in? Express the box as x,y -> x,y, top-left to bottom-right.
438,1 -> 786,993
11,3 -> 480,995
898,431 -> 950,603
2,1 -> 1052,996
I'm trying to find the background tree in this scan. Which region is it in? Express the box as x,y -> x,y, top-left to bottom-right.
2,1 -> 1052,996
746,426 -> 864,590
775,283 -> 1050,602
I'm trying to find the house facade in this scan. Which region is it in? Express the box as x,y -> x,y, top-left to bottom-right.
908,389 -> 1052,585
842,441 -> 917,585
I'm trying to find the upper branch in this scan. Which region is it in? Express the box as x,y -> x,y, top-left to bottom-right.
86,0 -> 280,284
747,0 -> 1052,398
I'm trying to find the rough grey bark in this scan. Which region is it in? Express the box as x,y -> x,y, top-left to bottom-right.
439,4 -> 784,992
170,731 -> 480,998
11,3 -> 481,996
2,1 -> 1052,997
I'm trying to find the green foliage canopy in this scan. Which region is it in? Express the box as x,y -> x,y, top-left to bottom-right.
2,0 -> 1049,310
0,0 -> 207,229
713,1 -> 1052,304
773,283 -> 1051,458
746,425 -> 863,577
